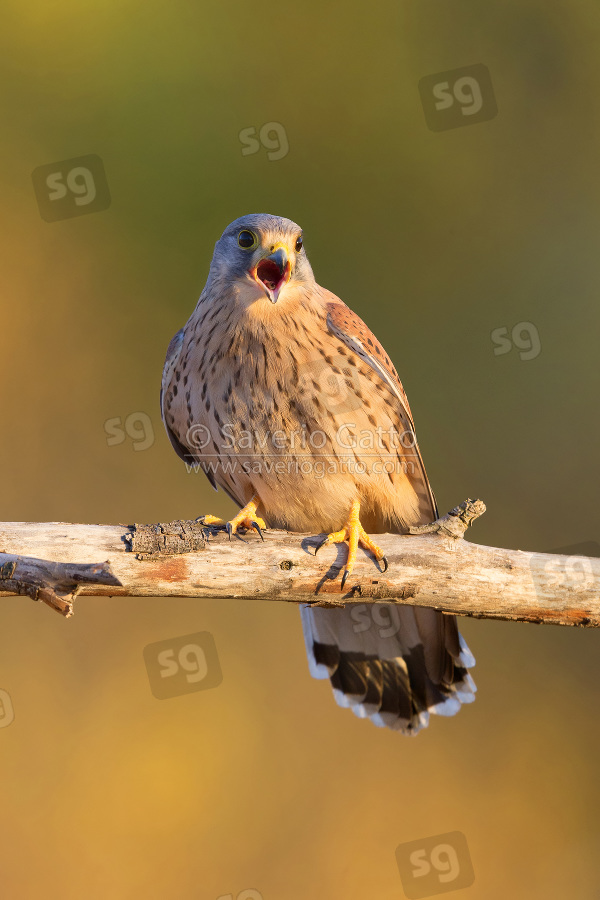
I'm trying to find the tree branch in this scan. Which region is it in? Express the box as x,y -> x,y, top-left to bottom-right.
0,501 -> 598,626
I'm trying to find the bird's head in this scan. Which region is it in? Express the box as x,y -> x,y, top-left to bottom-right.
208,213 -> 314,306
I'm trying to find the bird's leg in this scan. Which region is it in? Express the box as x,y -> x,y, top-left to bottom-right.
197,495 -> 266,541
315,500 -> 388,589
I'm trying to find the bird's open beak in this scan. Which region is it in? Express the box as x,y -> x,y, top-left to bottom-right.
253,245 -> 290,303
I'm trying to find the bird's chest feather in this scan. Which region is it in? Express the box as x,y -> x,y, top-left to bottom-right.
190,311 -> 323,458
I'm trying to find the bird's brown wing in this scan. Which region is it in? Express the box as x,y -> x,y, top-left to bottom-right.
325,298 -> 438,520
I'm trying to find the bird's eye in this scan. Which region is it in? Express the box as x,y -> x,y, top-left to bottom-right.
295,235 -> 303,252
238,230 -> 257,249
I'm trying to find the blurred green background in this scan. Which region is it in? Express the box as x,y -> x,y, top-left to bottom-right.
1,0 -> 600,897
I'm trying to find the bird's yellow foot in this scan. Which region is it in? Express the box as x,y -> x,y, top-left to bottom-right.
315,500 -> 388,589
197,497 -> 266,541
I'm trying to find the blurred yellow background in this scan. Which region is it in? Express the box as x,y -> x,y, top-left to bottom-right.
1,1 -> 600,897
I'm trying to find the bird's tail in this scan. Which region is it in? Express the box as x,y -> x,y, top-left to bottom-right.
300,602 -> 475,734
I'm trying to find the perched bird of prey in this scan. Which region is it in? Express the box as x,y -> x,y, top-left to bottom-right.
161,213 -> 476,734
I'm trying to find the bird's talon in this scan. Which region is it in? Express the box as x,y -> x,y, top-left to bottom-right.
314,536 -> 330,556
219,498 -> 266,541
341,569 -> 350,590
379,555 -> 389,574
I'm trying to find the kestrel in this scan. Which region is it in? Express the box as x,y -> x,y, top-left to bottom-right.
161,214 -> 476,734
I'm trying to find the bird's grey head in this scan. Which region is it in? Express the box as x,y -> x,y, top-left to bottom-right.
207,213 -> 315,305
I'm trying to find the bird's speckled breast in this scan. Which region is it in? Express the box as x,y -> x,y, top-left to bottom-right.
165,286 -> 422,533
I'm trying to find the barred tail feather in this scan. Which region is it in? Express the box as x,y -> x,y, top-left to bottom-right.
300,603 -> 476,735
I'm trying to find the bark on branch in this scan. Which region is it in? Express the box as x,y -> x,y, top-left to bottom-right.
0,500 -> 598,626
